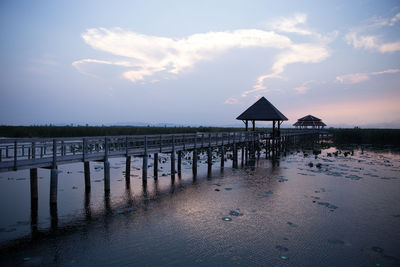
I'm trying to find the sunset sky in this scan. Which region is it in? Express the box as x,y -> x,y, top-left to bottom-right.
1,0 -> 399,128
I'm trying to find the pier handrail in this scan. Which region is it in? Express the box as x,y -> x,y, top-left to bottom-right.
0,130 -> 325,172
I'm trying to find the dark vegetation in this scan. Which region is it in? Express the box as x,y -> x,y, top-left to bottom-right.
1,126 -> 399,146
329,128 -> 400,146
0,125 -> 249,138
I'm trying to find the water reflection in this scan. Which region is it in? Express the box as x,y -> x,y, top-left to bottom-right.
50,203 -> 58,232
84,191 -> 91,221
30,198 -> 38,239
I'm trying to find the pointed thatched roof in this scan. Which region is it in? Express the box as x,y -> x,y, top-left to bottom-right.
297,115 -> 322,122
293,114 -> 326,127
236,97 -> 288,121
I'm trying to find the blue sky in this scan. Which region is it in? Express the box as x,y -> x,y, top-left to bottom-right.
0,0 -> 399,128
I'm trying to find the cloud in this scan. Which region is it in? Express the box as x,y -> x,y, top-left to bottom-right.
251,14 -> 335,92
74,27 -> 292,82
73,14 -> 332,99
335,68 -> 400,84
241,86 -> 268,97
269,13 -> 312,35
294,80 -> 317,94
345,13 -> 400,53
224,97 -> 239,104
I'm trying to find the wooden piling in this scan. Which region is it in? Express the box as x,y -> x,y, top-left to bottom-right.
171,135 -> 175,177
144,140 -> 150,181
30,168 -> 38,201
125,156 -> 131,182
192,149 -> 197,176
84,161 -> 91,191
104,137 -> 110,192
207,147 -> 212,177
14,140 -> 17,171
177,151 -> 182,174
50,139 -> 58,205
220,146 -> 224,168
50,168 -> 58,204
233,143 -> 238,168
153,153 -> 158,179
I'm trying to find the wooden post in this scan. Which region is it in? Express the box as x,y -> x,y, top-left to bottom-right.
220,145 -> 224,168
50,139 -> 58,205
104,137 -> 110,192
142,136 -> 148,183
245,133 -> 249,164
61,141 -> 65,156
84,161 -> 91,191
177,151 -> 182,174
220,132 -> 224,168
192,149 -> 197,176
30,168 -> 38,201
22,145 -> 25,157
125,156 -> 131,182
153,153 -> 158,179
0,148 -> 2,162
252,120 -> 255,131
14,140 -> 17,171
125,136 -> 129,156
171,135 -> 175,177
233,143 -> 238,168
272,120 -> 276,138
6,146 -> 9,158
207,146 -> 212,177
245,120 -> 248,131
192,134 -> 197,176
32,142 -> 36,159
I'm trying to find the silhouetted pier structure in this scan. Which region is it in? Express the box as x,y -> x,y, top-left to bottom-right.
0,130 -> 323,198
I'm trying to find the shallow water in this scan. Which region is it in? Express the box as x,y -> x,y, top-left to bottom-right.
0,147 -> 399,266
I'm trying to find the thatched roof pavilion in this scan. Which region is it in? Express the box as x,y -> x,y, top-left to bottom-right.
293,115 -> 326,129
236,96 -> 288,136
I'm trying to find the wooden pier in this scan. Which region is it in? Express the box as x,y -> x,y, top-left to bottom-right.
0,130 -> 324,206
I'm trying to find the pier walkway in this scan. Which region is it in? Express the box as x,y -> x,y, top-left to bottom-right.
0,130 -> 325,205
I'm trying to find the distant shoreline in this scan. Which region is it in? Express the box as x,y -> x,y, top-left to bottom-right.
0,126 -> 399,146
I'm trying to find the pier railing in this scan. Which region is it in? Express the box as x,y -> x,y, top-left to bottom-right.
0,130 -> 324,172
0,132 -> 253,172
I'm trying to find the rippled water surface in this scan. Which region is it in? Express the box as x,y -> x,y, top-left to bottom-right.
0,147 -> 399,266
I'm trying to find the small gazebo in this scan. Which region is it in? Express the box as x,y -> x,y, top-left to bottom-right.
236,96 -> 288,137
293,115 -> 326,129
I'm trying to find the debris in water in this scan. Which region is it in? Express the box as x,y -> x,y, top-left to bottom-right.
215,189 -> 220,192
372,246 -> 384,253
317,202 -> 338,210
72,186 -> 78,189
275,245 -> 289,252
229,210 -> 243,216
224,188 -> 232,191
287,221 -> 298,227
280,255 -> 288,260
279,178 -> 288,182
222,217 -> 232,221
